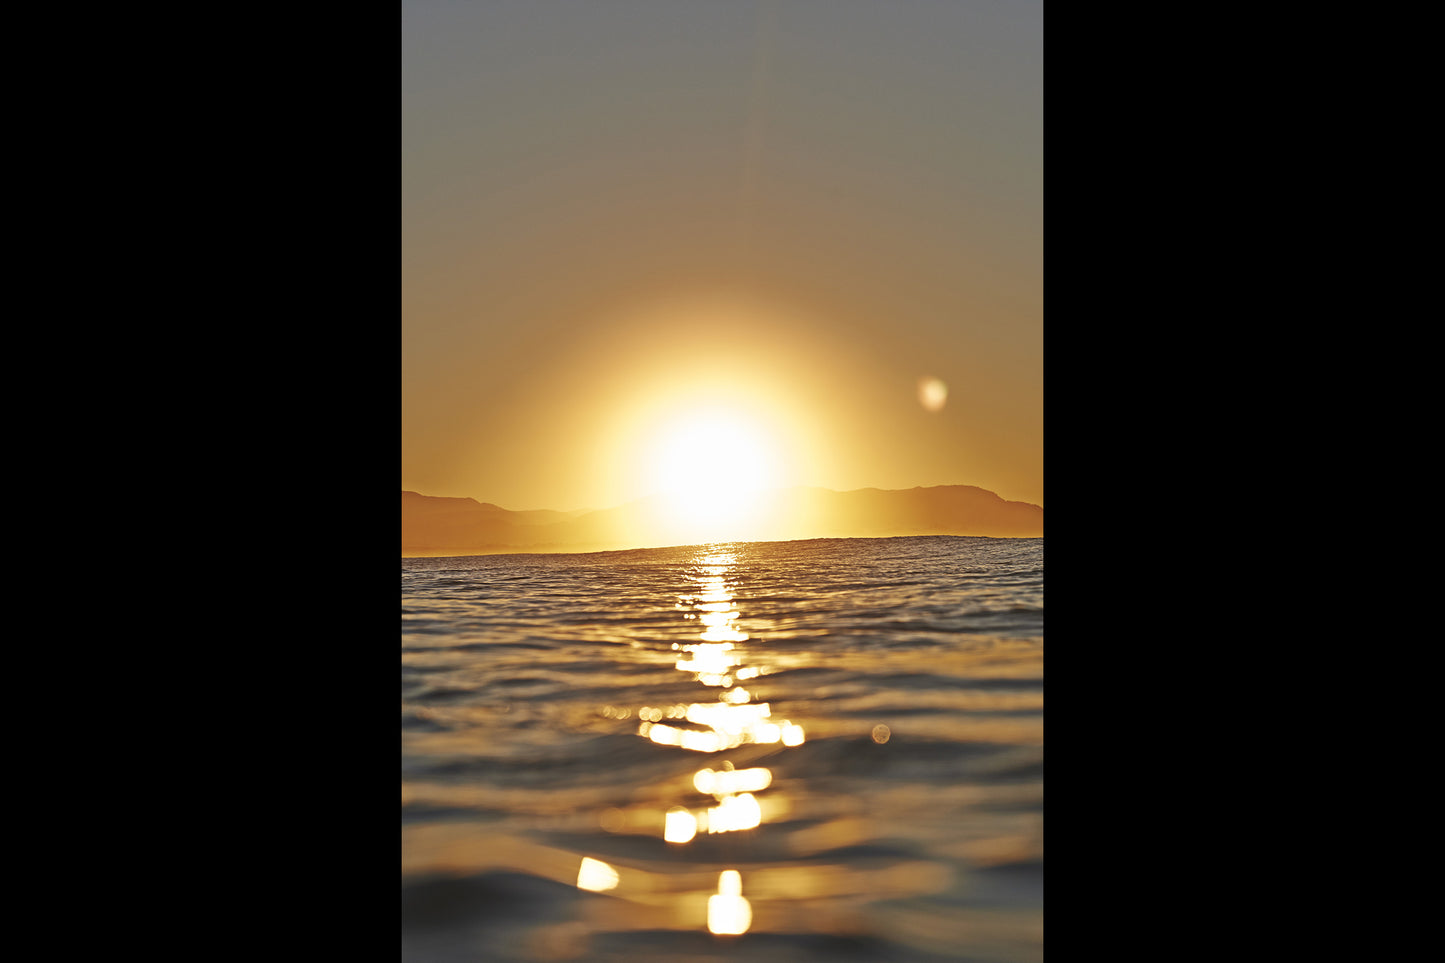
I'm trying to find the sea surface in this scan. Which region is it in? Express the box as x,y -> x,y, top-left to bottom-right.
402,535 -> 1043,962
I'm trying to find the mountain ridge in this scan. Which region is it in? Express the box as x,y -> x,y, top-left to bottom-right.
402,484 -> 1042,556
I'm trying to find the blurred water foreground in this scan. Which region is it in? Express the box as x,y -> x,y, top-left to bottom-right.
402,537 -> 1043,961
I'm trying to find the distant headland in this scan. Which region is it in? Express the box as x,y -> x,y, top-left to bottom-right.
402,485 -> 1042,556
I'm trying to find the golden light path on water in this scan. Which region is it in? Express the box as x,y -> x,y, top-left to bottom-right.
576,547 -> 806,937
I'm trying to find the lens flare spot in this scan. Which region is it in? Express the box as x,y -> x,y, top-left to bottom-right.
918,375 -> 948,412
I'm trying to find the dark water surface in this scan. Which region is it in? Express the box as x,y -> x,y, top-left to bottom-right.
402,536 -> 1042,962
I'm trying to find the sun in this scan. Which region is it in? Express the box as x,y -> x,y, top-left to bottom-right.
645,407 -> 779,541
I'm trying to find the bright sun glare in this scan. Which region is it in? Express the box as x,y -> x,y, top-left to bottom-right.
646,408 -> 778,540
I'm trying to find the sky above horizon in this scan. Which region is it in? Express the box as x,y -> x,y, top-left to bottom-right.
403,0 -> 1041,514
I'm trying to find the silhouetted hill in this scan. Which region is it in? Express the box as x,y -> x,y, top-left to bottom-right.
402,485 -> 1041,556
781,485 -> 1042,539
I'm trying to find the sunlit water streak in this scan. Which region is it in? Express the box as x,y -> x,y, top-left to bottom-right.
402,535 -> 1042,962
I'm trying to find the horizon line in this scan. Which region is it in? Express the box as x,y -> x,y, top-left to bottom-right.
402,481 -> 1043,516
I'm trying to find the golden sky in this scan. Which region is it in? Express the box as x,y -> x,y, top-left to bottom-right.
402,0 -> 1042,513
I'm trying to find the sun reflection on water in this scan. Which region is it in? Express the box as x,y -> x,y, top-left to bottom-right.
637,689 -> 806,753
707,870 -> 752,935
581,547 -> 813,936
576,856 -> 619,893
705,791 -> 763,833
664,806 -> 698,843
672,642 -> 739,686
635,548 -> 806,935
695,766 -> 773,795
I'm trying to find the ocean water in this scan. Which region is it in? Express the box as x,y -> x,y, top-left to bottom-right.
402,535 -> 1043,962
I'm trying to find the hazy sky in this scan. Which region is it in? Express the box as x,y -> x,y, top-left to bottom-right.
403,0 -> 1042,512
